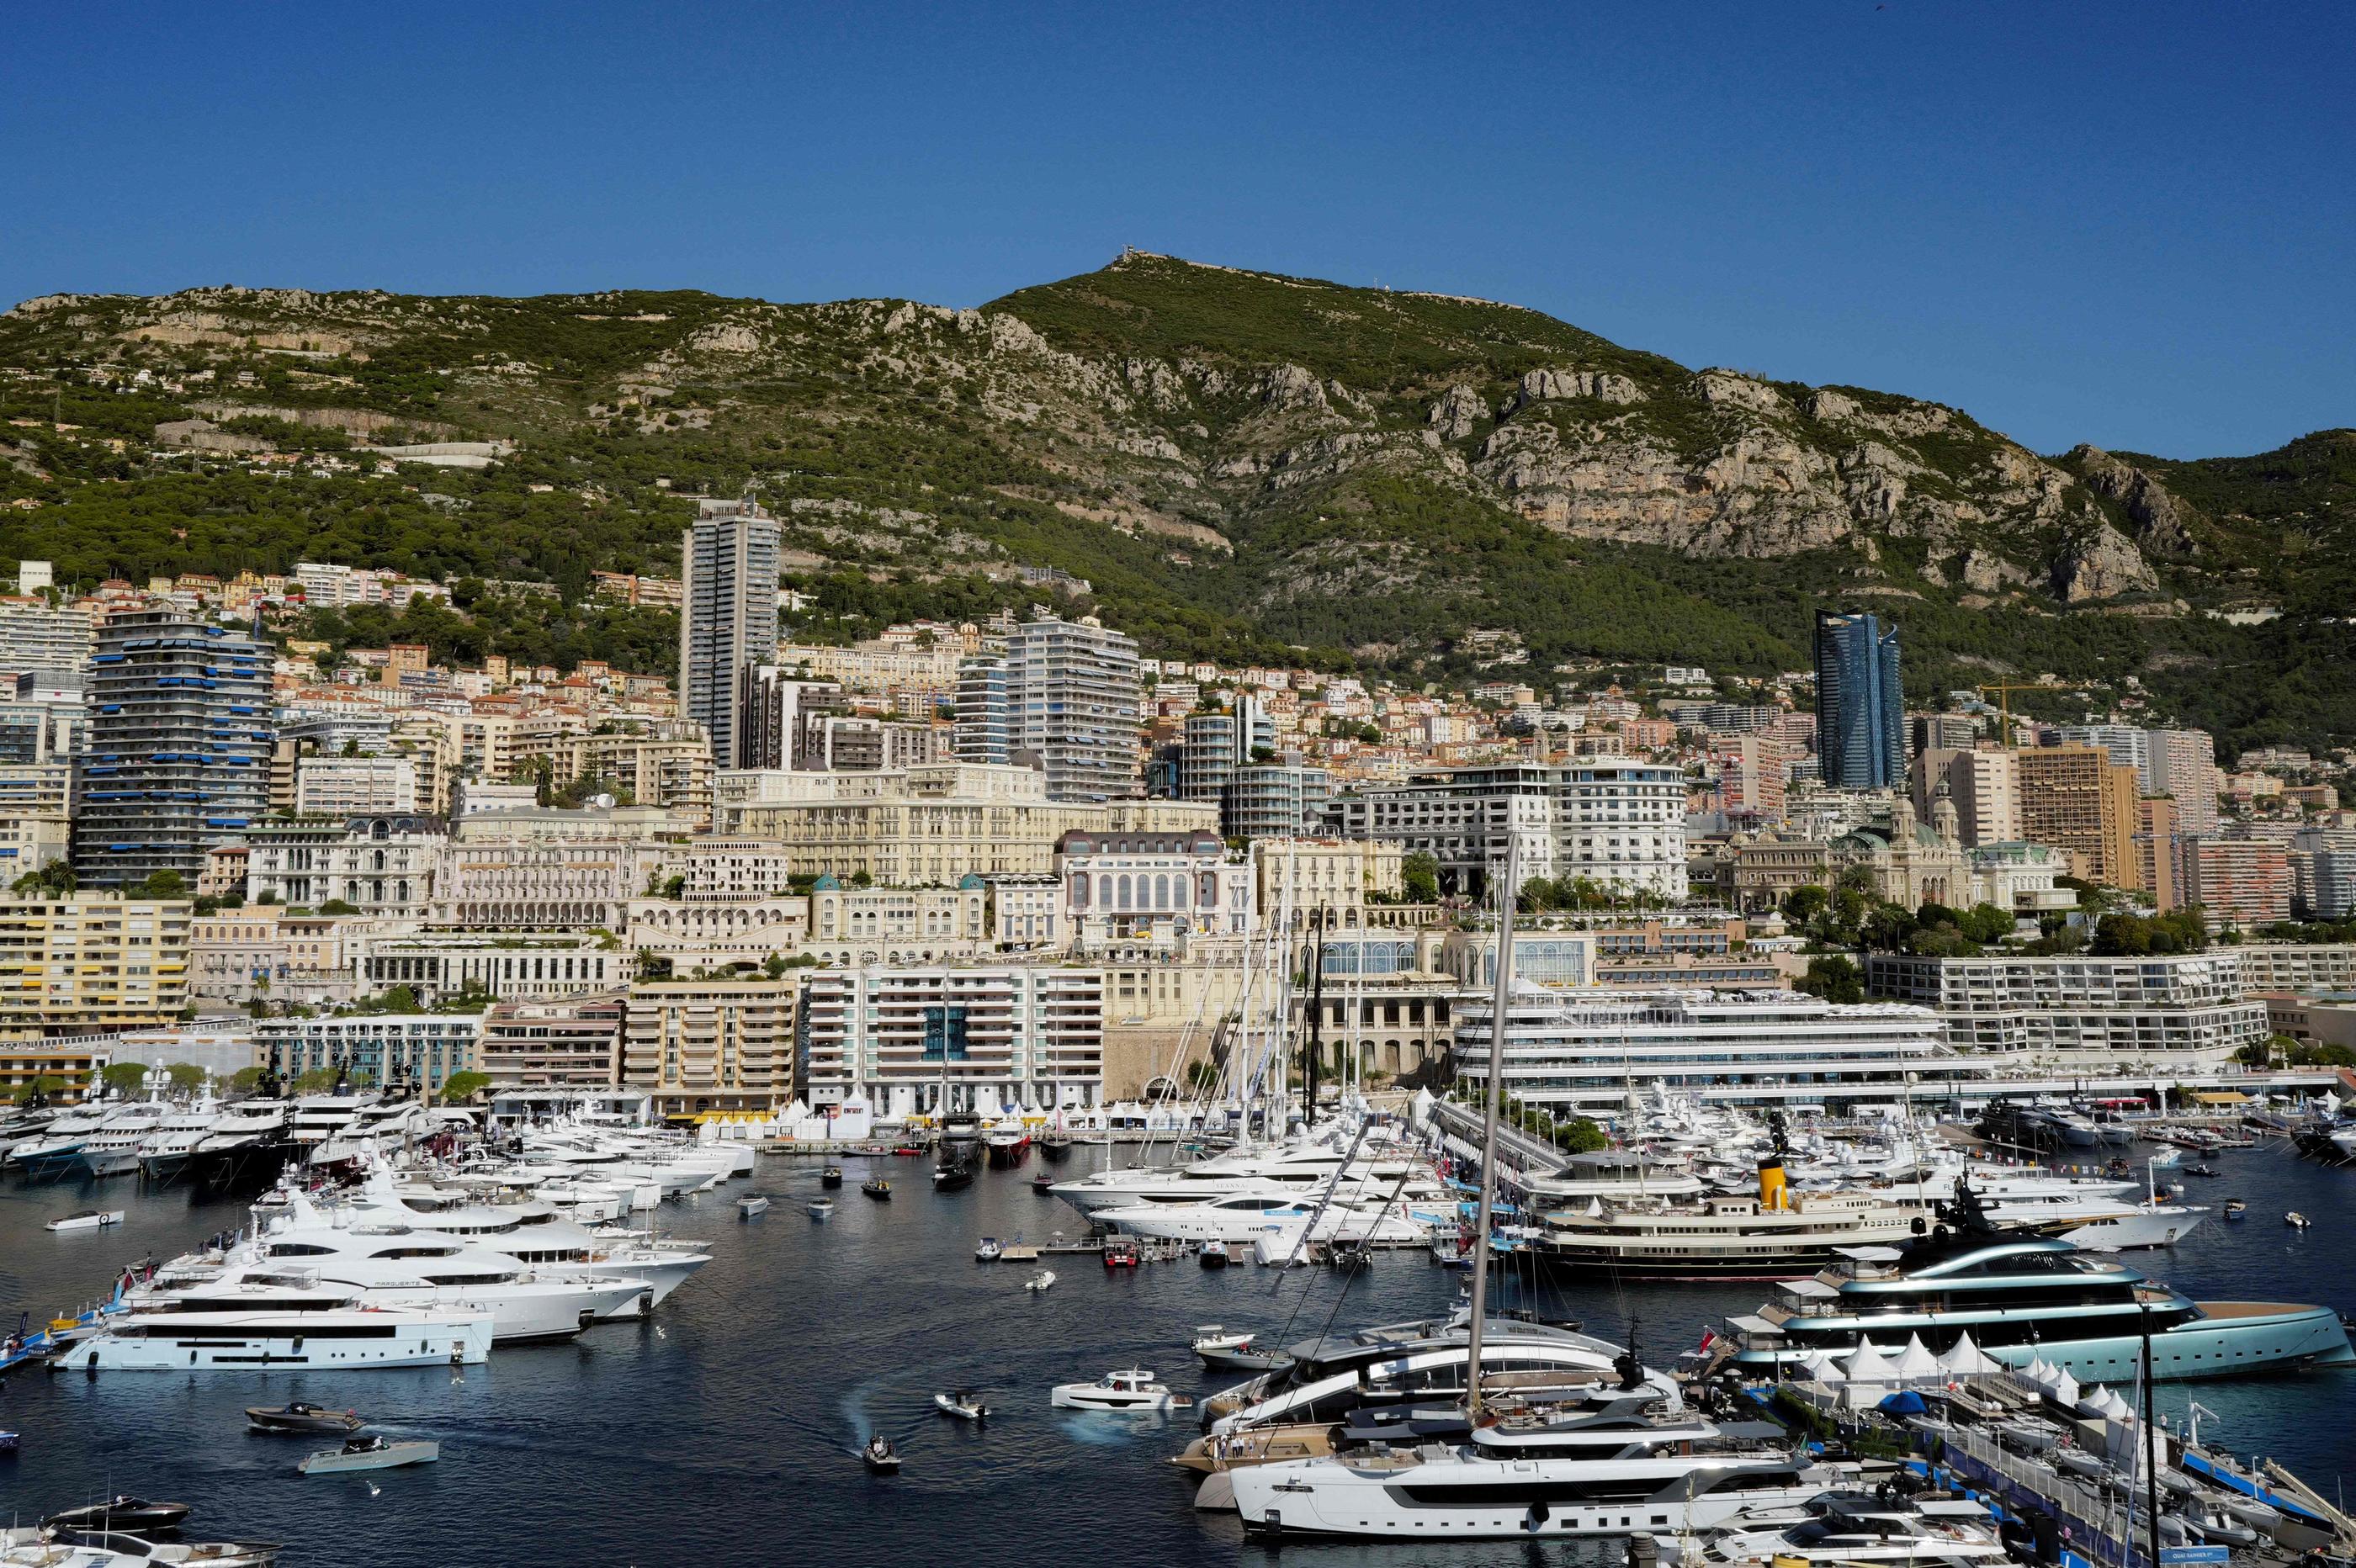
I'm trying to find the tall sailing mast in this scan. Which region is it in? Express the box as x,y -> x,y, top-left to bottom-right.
1462,834 -> 1520,1421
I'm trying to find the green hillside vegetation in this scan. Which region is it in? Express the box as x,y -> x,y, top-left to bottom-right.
1,260 -> 2349,750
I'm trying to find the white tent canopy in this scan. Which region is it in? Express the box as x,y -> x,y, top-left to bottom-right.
1844,1341 -> 1898,1384
1939,1332 -> 2004,1376
1892,1334 -> 1944,1382
2051,1369 -> 2083,1408
1800,1349 -> 1848,1384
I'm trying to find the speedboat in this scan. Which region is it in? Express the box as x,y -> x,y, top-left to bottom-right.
1191,1327 -> 1292,1373
246,1402 -> 363,1436
1051,1368 -> 1181,1412
862,1436 -> 900,1474
934,1390 -> 990,1421
861,1179 -> 891,1200
2287,1211 -> 2311,1230
40,1497 -> 191,1534
2225,1200 -> 2247,1220
974,1237 -> 1003,1262
737,1195 -> 770,1219
299,1436 -> 438,1474
1024,1269 -> 1055,1292
807,1198 -> 836,1220
820,1167 -> 843,1189
36,1528 -> 282,1565
1198,1239 -> 1230,1269
45,1210 -> 123,1232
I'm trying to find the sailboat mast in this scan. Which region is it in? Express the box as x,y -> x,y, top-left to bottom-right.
1463,833 -> 1520,1422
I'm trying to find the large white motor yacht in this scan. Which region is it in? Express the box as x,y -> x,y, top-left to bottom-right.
77,1274 -> 492,1370
136,1200 -> 654,1342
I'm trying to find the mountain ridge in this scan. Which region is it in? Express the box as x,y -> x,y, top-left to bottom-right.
1,254 -> 2349,751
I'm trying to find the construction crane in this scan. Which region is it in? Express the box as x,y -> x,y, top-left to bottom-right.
1976,681 -> 2070,749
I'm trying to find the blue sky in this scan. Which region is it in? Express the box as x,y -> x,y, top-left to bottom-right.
6,3 -> 2348,458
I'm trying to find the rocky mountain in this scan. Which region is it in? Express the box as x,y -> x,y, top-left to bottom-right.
1,252 -> 2349,750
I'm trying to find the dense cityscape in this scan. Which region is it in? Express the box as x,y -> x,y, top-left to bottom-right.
5,8 -> 2353,1566
0,491 -> 2351,1121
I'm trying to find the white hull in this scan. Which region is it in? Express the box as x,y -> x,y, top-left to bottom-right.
1228,1465 -> 1839,1539
369,1278 -> 650,1342
1051,1389 -> 1174,1412
77,1311 -> 494,1369
2051,1207 -> 2205,1250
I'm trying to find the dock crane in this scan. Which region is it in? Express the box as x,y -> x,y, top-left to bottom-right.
1976,681 -> 2072,748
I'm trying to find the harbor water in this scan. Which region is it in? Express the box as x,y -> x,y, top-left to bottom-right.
2,1138 -> 2353,1565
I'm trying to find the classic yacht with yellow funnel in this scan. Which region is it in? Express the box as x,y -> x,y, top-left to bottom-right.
1526,1154 -> 1942,1281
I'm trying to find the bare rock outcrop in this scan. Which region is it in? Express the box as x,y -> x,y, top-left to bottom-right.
1513,368 -> 1645,409
1691,371 -> 1788,417
2051,522 -> 2160,602
2067,445 -> 2202,559
1428,384 -> 1489,440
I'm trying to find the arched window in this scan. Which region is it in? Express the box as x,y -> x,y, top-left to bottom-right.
1096,874 -> 1112,908
1116,874 -> 1132,909
1153,874 -> 1170,909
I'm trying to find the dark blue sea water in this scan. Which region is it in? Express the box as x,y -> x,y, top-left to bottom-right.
1,1140 -> 2352,1565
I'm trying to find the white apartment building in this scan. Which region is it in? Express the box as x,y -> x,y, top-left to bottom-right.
1451,988 -> 1958,1117
2233,943 -> 2356,992
0,601 -> 94,676
294,755 -> 420,815
1329,760 -> 1687,899
1865,952 -> 2268,1064
798,966 -> 1105,1118
953,615 -> 1142,803
1940,750 -> 2020,848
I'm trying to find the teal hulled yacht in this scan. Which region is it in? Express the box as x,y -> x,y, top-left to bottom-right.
1731,1190 -> 2353,1384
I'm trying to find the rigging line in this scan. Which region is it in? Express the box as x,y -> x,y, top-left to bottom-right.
1295,1148 -> 1422,1353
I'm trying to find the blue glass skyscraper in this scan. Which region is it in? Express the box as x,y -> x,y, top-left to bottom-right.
1813,610 -> 1904,789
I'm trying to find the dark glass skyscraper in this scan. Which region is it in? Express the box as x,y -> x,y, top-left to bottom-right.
679,498 -> 781,771
1812,610 -> 1904,789
73,611 -> 274,887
